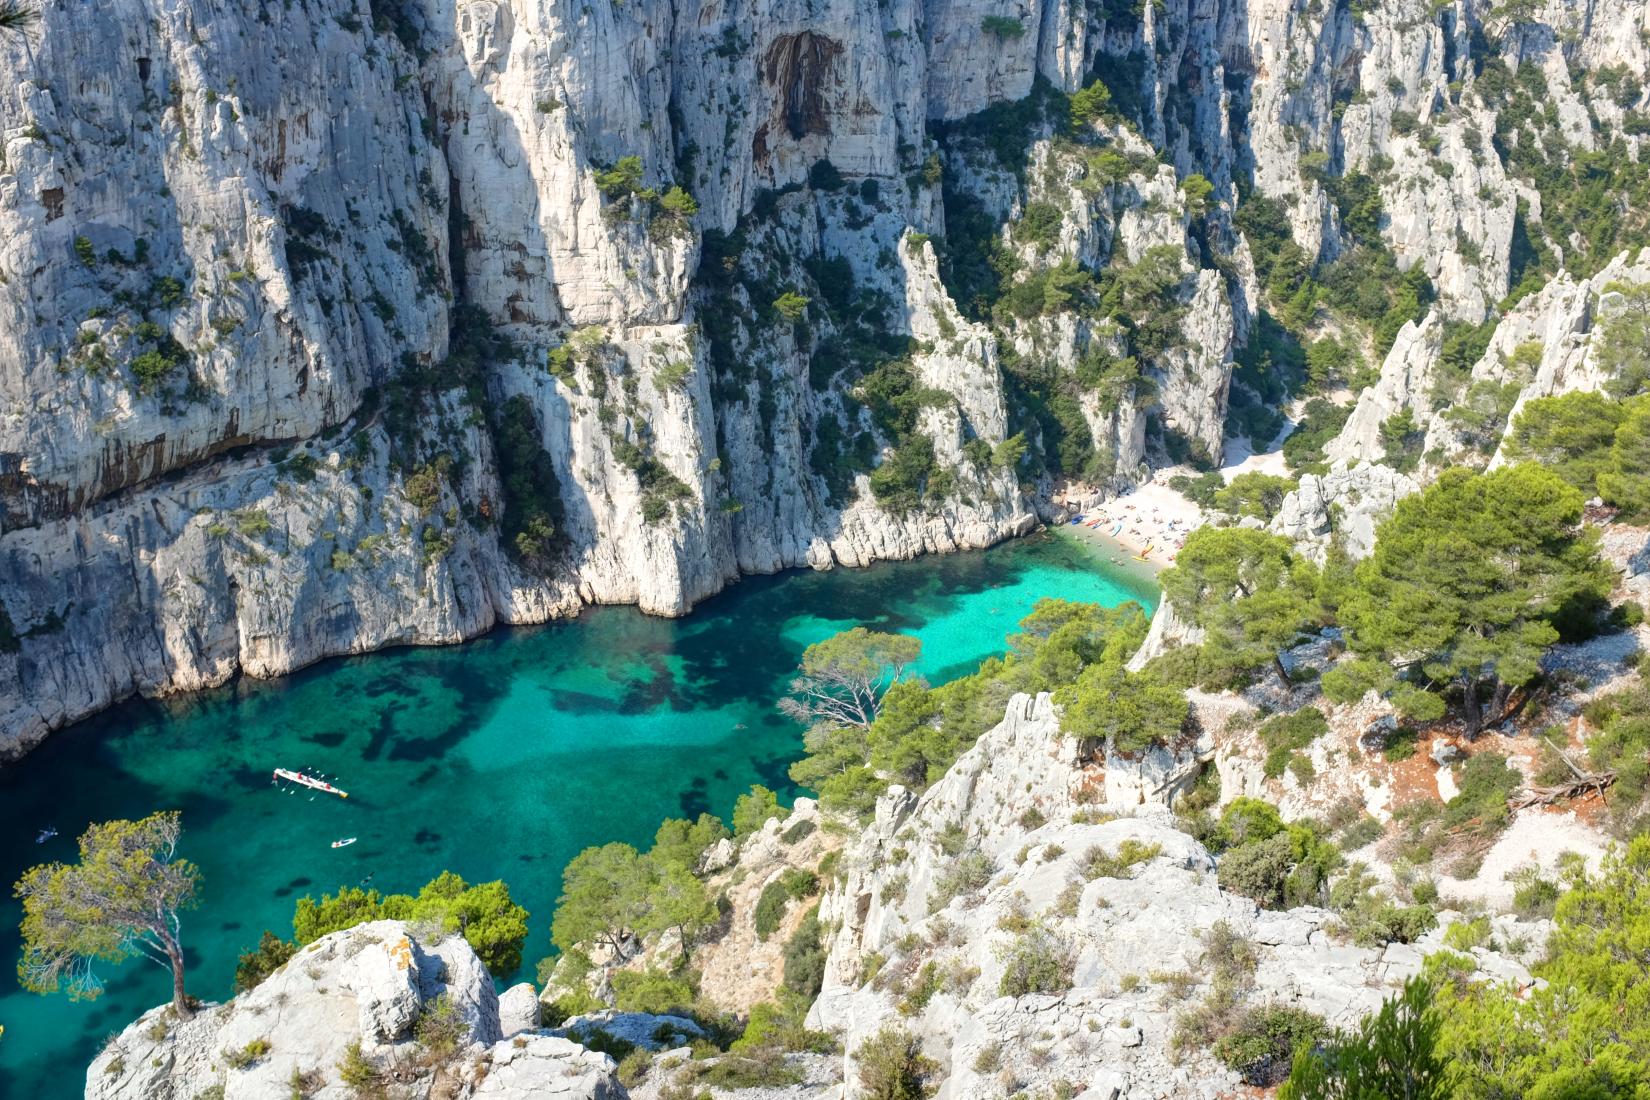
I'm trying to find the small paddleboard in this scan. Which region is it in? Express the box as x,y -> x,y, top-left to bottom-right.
331,837 -> 357,849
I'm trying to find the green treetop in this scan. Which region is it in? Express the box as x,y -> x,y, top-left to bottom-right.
1159,527 -> 1321,686
292,871 -> 529,975
779,627 -> 923,730
1324,464 -> 1612,737
14,811 -> 201,1017
1598,398 -> 1650,521
550,824 -> 719,964
1503,390 -> 1630,492
551,842 -> 656,960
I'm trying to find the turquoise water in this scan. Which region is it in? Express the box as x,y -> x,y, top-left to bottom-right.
0,532 -> 1154,1098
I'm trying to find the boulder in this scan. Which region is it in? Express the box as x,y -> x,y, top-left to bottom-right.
499,983 -> 542,1038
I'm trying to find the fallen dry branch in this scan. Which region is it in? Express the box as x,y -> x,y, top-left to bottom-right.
1510,772 -> 1617,811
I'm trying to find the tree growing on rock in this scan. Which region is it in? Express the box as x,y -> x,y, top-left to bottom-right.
1324,465 -> 1612,737
732,784 -> 789,837
0,2 -> 38,33
1159,527 -> 1322,686
551,842 -> 657,961
551,835 -> 718,964
291,871 -> 530,975
14,811 -> 200,1017
779,627 -> 923,730
1057,661 -> 1189,756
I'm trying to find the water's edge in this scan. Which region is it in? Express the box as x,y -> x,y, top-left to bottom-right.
0,532 -> 1154,1100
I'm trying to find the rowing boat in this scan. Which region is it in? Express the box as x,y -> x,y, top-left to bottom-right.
273,768 -> 349,798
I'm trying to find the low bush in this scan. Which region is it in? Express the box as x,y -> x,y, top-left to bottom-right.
233,931 -> 295,992
223,1037 -> 271,1069
612,968 -> 697,1015
337,1042 -> 384,1099
1215,1004 -> 1328,1085
1078,839 -> 1162,880
996,926 -> 1074,997
782,905 -> 827,998
928,849 -> 994,912
1258,708 -> 1328,779
856,1025 -> 938,1099
414,994 -> 468,1061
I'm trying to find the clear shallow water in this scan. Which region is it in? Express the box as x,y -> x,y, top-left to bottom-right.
0,532 -> 1154,1098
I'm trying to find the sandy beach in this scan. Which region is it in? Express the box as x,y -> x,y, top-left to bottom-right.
1054,420 -> 1297,569
1057,480 -> 1203,569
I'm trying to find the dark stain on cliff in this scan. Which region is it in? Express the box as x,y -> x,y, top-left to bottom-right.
763,32 -> 843,140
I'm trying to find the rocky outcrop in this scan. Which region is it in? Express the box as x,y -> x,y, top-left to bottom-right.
1324,315 -> 1442,468
473,1036 -> 630,1100
1126,598 -> 1206,671
1270,460 -> 1420,561
85,921 -> 625,1100
803,694 -> 1535,1099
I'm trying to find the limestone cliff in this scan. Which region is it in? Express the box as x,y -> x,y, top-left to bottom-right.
5,0 -> 1649,756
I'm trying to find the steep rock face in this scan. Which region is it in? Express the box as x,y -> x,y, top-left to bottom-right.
5,0 -> 1650,756
0,3 -> 449,529
1324,314 -> 1442,467
812,692 -> 1208,983
1313,248 -> 1650,499
0,408 -> 569,755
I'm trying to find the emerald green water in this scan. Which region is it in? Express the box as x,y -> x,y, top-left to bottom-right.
0,532 -> 1153,1098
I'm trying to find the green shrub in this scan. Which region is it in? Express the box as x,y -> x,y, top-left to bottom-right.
233,931 -> 295,993
928,849 -> 994,912
782,905 -> 827,998
594,156 -> 645,198
1215,1004 -> 1328,1086
995,926 -> 1074,997
732,785 -> 788,837
611,968 -> 696,1015
698,1046 -> 803,1088
1259,708 -> 1328,779
1079,839 -> 1162,879
780,818 -> 816,845
493,395 -> 563,571
754,881 -> 792,941
222,1037 -> 271,1069
773,291 -> 810,323
856,1026 -> 938,1099
414,994 -> 468,1061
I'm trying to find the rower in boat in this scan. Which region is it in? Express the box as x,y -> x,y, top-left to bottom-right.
273,768 -> 349,798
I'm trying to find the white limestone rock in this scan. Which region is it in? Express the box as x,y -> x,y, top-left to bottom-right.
558,1011 -> 705,1051
1270,460 -> 1420,561
85,921 -> 507,1100
472,1034 -> 630,1100
498,983 -> 544,1039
